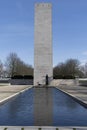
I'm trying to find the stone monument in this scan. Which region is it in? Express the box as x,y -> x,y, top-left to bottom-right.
34,3 -> 53,85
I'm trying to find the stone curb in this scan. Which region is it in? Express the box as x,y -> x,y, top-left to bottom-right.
0,126 -> 87,130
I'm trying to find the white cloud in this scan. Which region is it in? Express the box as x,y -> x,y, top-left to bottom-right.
80,59 -> 87,66
82,51 -> 87,55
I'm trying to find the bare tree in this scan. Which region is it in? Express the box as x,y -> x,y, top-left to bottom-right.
80,63 -> 87,77
0,60 -> 3,78
5,53 -> 33,77
53,59 -> 83,78
65,59 -> 80,76
5,53 -> 18,77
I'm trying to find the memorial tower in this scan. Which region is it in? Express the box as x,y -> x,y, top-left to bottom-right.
34,3 -> 53,85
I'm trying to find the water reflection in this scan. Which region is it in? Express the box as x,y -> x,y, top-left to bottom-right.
34,87 -> 53,126
0,89 -> 34,126
53,88 -> 87,126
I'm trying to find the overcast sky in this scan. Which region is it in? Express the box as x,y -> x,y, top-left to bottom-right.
0,0 -> 87,66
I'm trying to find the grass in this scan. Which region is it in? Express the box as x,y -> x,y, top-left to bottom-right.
38,128 -> 41,130
4,128 -> 8,130
21,128 -> 24,130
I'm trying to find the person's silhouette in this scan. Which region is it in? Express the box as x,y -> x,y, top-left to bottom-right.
46,74 -> 48,85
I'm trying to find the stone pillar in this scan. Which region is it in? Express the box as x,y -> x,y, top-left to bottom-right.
34,3 -> 53,85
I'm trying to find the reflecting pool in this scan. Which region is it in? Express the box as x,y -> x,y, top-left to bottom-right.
0,87 -> 87,126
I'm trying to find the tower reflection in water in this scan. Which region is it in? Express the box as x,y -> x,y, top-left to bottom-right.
34,87 -> 53,126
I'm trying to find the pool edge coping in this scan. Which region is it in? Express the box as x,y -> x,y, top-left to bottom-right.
0,126 -> 87,129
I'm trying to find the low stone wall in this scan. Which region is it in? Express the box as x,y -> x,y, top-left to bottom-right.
0,79 -> 10,83
79,78 -> 87,86
10,79 -> 33,85
0,79 -> 10,85
51,79 -> 76,86
0,79 -> 33,85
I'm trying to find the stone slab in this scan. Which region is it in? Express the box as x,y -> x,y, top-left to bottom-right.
0,126 -> 87,130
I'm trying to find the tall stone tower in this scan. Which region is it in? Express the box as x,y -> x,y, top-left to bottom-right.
34,3 -> 53,85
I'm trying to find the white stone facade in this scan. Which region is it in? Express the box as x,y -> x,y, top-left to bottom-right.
34,3 -> 53,85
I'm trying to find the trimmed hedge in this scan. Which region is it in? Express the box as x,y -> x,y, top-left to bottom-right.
11,75 -> 33,79
11,75 -> 23,79
23,75 -> 33,79
53,75 -> 75,79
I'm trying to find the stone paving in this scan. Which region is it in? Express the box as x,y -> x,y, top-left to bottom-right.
0,126 -> 87,130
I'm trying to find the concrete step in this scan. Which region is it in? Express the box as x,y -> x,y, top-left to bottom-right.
0,127 -> 87,130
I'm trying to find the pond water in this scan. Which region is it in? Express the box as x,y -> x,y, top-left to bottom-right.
0,87 -> 87,126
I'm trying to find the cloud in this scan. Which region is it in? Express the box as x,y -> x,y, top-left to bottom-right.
80,59 -> 87,66
82,51 -> 87,56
